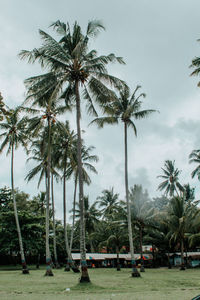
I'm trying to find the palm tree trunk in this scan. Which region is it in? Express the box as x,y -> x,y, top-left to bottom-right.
167,251 -> 171,269
45,116 -> 53,276
51,173 -> 59,268
180,239 -> 185,270
116,245 -> 120,271
70,173 -> 78,253
11,141 -> 29,274
124,122 -> 140,277
63,169 -> 70,271
139,227 -> 145,272
75,80 -> 90,282
89,239 -> 95,253
63,167 -> 79,273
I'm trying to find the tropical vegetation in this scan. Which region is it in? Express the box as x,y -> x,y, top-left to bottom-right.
1,19 -> 200,288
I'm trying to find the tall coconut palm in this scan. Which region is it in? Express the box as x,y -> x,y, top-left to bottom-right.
27,131 -> 63,269
26,129 -> 54,275
52,121 -> 79,272
24,92 -> 66,276
157,160 -> 184,197
91,85 -> 155,276
0,107 -> 29,274
19,20 -> 124,282
26,138 -> 59,269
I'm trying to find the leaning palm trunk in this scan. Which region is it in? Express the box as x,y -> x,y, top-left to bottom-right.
124,123 -> 140,277
75,81 -> 90,282
51,173 -> 59,268
180,239 -> 185,270
139,227 -> 145,272
63,166 -> 79,273
70,174 -> 78,253
11,141 -> 29,274
45,117 -> 53,276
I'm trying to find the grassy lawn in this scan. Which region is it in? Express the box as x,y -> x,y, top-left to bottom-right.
0,267 -> 200,300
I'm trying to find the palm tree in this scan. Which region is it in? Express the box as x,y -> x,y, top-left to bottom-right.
66,143 -> 99,253
157,160 -> 184,197
91,85 -> 155,276
26,133 -> 54,275
102,207 -> 128,271
0,93 -> 10,121
96,188 -> 119,220
52,121 -> 79,272
74,196 -> 101,253
189,150 -> 200,181
167,196 -> 196,270
30,191 -> 46,216
0,107 -> 29,274
19,20 -> 125,282
144,218 -> 173,269
129,185 -> 155,272
24,94 -> 66,276
190,45 -> 200,85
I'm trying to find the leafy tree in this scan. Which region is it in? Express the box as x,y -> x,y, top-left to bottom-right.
91,85 -> 155,276
0,107 -> 29,273
0,189 -> 45,265
0,187 -> 12,212
157,160 -> 184,197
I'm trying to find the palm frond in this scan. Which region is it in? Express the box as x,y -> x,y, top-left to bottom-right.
90,116 -> 118,128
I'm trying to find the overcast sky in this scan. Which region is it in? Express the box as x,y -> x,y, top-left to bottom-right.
1,0 -> 200,220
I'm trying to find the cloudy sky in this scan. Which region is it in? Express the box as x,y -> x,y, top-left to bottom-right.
1,0 -> 200,220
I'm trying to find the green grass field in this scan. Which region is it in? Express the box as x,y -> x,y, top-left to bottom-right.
0,267 -> 200,300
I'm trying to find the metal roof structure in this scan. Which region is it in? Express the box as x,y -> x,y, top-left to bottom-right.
169,252 -> 200,258
71,253 -> 153,260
